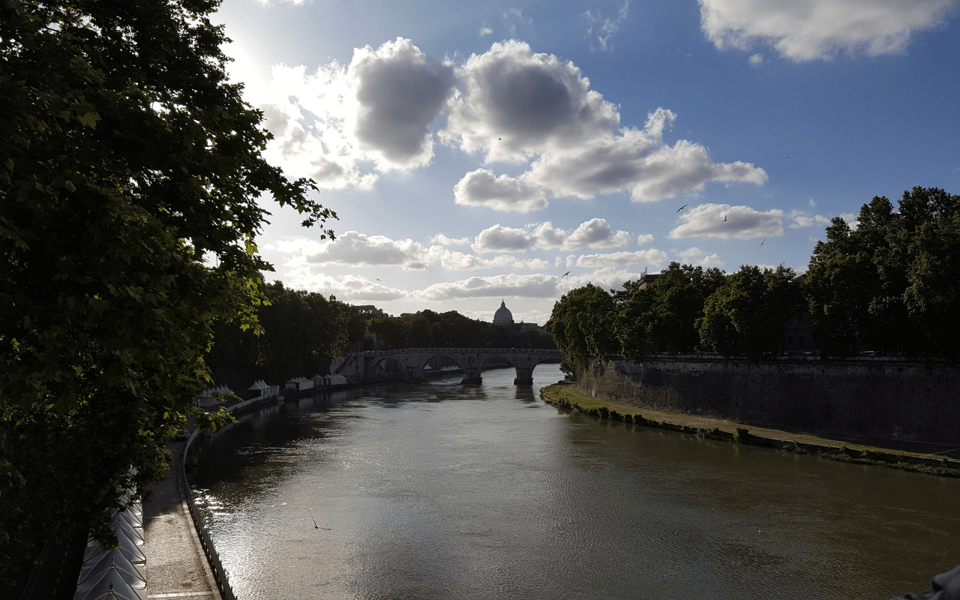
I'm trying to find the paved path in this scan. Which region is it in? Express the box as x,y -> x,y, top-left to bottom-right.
141,438 -> 222,600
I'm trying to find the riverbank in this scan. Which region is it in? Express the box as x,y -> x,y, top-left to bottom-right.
540,382 -> 960,477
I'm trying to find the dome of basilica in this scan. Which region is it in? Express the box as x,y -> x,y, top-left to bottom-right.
493,300 -> 514,326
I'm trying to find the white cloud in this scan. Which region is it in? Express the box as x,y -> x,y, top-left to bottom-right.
418,273 -> 558,301
453,169 -> 549,212
748,53 -> 764,67
444,42 -> 766,210
573,249 -> 669,269
254,38 -> 766,209
674,247 -> 726,268
431,233 -> 470,246
699,0 -> 958,62
559,267 -> 649,293
524,109 -> 767,203
472,219 -> 633,252
349,38 -> 457,170
305,231 -> 431,269
585,1 -> 631,51
251,39 -> 456,188
637,233 -> 654,245
669,203 -> 784,239
278,232 -> 555,273
479,27 -> 493,37
473,224 -> 537,253
788,210 -> 832,228
442,40 -> 620,162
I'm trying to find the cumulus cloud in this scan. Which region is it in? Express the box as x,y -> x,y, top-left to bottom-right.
305,231 -> 431,269
442,40 -> 620,162
444,42 -> 766,210
418,273 -> 558,301
788,210 -> 832,228
585,1 -> 631,51
431,233 -> 470,246
748,53 -> 764,67
637,233 -> 654,245
453,169 -> 549,212
256,37 -> 766,209
349,38 -> 457,169
252,39 -> 456,187
573,249 -> 669,269
559,267 -> 650,293
674,247 -> 726,268
291,231 -> 552,272
699,0 -> 958,62
472,219 -> 633,253
669,203 -> 784,239
523,109 -> 767,203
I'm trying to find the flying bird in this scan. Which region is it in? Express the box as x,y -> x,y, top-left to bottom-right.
561,271 -> 570,278
757,238 -> 765,248
723,215 -> 727,222
677,204 -> 688,212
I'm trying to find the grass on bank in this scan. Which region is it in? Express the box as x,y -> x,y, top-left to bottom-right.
540,383 -> 960,478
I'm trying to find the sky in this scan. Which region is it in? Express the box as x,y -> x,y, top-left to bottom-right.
212,0 -> 960,326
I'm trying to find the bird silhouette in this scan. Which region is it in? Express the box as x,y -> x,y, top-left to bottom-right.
561,271 -> 570,278
677,204 -> 688,212
757,238 -> 765,248
723,215 -> 727,222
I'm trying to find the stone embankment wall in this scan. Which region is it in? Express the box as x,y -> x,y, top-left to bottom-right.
577,356 -> 960,446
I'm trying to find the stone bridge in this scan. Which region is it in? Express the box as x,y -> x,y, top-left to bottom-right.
361,347 -> 563,385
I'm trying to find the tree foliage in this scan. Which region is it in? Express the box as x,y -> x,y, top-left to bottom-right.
546,284 -> 618,367
806,187 -> 960,357
697,265 -> 802,359
615,262 -> 724,358
207,283 -> 364,387
0,0 -> 333,589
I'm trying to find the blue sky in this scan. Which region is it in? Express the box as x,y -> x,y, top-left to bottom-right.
213,0 -> 960,325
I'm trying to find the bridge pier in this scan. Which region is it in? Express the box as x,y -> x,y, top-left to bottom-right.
513,366 -> 534,386
461,367 -> 482,385
405,366 -> 424,382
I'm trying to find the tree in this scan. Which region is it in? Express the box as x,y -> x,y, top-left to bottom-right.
698,265 -> 802,359
546,284 -> 618,368
207,284 -> 364,387
805,187 -> 960,357
0,0 -> 334,590
615,263 -> 724,357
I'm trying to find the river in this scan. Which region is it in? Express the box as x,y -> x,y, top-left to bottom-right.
190,365 -> 960,599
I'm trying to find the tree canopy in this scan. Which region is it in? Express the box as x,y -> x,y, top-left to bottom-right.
546,187 -> 960,372
1,0 -> 334,590
806,187 -> 960,357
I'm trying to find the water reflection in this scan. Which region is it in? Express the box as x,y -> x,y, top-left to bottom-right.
191,366 -> 960,600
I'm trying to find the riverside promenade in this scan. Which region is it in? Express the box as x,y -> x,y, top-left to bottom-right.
141,437 -> 222,600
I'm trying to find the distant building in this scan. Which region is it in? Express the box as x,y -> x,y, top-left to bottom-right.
356,305 -> 384,317
493,300 -> 515,326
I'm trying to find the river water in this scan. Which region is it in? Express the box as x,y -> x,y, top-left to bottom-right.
190,365 -> 960,600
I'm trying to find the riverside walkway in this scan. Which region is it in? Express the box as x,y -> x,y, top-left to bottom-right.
141,438 -> 222,600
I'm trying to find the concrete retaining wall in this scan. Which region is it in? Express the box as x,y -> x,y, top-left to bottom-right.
576,356 -> 960,446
